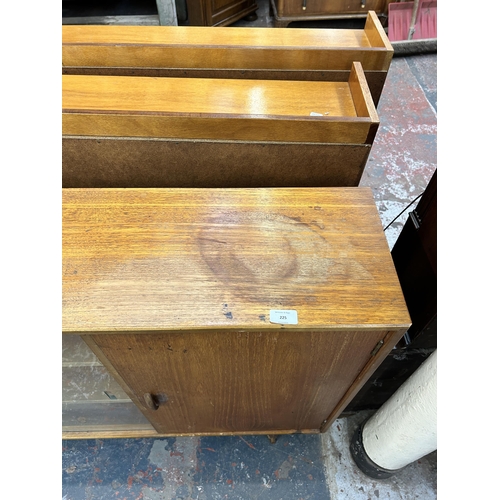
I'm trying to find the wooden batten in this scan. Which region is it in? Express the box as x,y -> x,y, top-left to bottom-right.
62,65 -> 377,144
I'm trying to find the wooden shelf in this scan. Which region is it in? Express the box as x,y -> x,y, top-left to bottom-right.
62,12 -> 392,72
62,62 -> 377,144
62,62 -> 378,188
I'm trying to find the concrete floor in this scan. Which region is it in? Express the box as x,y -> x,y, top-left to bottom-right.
63,410 -> 437,499
62,2 -> 437,498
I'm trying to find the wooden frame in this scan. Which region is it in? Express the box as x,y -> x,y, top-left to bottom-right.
62,11 -> 393,105
62,187 -> 411,439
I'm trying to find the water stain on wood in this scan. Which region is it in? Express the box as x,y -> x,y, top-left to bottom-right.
197,211 -> 334,302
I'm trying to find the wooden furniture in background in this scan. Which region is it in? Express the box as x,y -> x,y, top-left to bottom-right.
62,12 -> 393,106
62,63 -> 379,188
185,0 -> 258,25
271,0 -> 389,28
62,187 -> 411,439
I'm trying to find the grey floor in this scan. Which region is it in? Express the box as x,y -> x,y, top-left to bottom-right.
61,2 -> 437,498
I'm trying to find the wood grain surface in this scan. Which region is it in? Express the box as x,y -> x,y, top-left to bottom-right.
62,64 -> 378,143
62,12 -> 392,72
87,328 -> 388,434
61,67 -> 389,108
63,75 -> 356,116
62,187 -> 410,333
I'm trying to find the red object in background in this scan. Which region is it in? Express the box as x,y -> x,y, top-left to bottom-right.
388,1 -> 437,42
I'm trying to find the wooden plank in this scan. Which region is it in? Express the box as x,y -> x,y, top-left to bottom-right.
62,188 -> 410,333
62,74 -> 375,143
62,137 -> 371,188
62,18 -> 391,72
349,62 -> 379,122
365,10 -> 393,50
364,10 -> 393,70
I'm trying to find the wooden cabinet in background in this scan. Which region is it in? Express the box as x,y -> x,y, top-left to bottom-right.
62,187 -> 411,439
186,0 -> 258,26
271,0 -> 389,27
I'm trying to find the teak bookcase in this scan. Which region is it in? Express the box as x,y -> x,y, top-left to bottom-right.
62,11 -> 392,106
62,187 -> 411,439
62,62 -> 379,188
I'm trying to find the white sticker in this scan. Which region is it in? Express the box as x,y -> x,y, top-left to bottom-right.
269,310 -> 298,325
310,111 -> 323,116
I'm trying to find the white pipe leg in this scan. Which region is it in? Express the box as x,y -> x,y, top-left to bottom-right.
351,350 -> 437,476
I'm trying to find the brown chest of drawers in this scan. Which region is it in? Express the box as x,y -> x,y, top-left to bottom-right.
271,0 -> 388,27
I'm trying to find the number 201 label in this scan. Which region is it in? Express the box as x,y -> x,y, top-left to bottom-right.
269,310 -> 298,325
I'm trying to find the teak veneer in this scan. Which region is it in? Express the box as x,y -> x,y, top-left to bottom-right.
62,62 -> 378,144
62,187 -> 411,438
62,11 -> 393,106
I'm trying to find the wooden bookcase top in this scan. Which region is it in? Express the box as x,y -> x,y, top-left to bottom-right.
62,187 -> 411,334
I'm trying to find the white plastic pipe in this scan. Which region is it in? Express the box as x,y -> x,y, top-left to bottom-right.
362,349 -> 437,471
